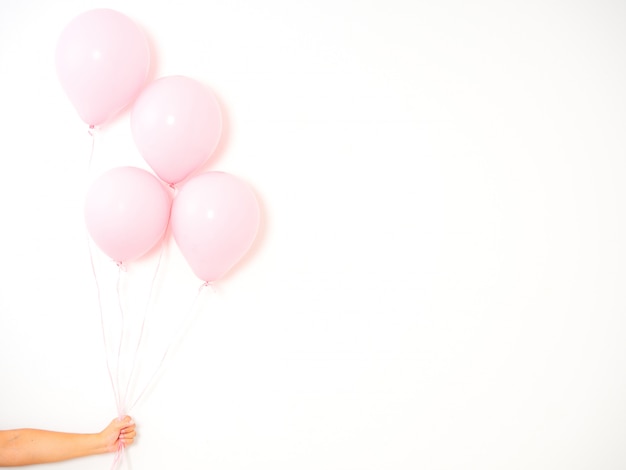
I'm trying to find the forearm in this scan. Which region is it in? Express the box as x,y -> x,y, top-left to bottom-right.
0,429 -> 107,466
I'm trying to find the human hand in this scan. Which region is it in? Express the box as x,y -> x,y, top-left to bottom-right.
100,416 -> 136,453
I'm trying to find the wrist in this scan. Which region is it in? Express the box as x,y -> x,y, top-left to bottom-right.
92,431 -> 115,454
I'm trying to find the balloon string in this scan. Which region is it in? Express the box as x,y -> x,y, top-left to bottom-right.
86,235 -> 122,416
110,441 -> 125,470
122,242 -> 166,411
115,265 -> 126,417
129,283 -> 212,412
87,125 -> 96,171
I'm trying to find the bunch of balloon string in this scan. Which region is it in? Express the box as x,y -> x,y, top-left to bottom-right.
55,9 -> 261,469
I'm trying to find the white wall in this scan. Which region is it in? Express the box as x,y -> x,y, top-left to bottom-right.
1,0 -> 626,468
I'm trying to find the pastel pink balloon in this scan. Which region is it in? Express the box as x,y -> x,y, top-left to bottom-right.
55,9 -> 150,126
131,76 -> 222,185
85,167 -> 172,263
171,172 -> 260,282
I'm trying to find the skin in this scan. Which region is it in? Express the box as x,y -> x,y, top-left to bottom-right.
0,416 -> 136,467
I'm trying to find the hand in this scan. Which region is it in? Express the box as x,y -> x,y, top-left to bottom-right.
100,416 -> 136,453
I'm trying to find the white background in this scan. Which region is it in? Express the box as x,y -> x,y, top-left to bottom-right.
1,0 -> 626,469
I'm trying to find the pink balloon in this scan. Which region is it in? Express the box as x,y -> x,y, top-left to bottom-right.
55,9 -> 150,127
171,172 -> 260,282
85,167 -> 172,263
131,76 -> 222,185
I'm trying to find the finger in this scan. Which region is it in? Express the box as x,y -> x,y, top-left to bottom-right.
120,426 -> 136,436
120,422 -> 136,430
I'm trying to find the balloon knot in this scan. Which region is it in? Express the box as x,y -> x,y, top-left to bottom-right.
116,261 -> 127,272
199,281 -> 215,293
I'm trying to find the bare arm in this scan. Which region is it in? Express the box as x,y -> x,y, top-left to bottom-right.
0,416 -> 135,467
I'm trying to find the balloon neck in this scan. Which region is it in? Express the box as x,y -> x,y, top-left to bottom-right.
199,281 -> 215,293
